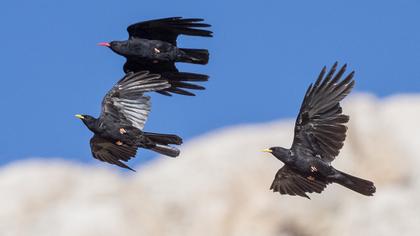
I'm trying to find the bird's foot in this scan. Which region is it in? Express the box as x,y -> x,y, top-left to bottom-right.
116,141 -> 123,146
119,128 -> 127,134
154,48 -> 161,53
307,176 -> 315,181
153,60 -> 159,64
310,166 -> 318,172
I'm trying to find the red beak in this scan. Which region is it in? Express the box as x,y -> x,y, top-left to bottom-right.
97,42 -> 111,47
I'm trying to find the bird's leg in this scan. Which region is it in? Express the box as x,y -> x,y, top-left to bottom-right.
154,48 -> 161,53
115,141 -> 123,146
310,166 -> 318,172
119,128 -> 127,134
153,60 -> 159,64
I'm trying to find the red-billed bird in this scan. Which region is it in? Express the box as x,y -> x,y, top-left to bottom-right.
262,63 -> 376,199
98,17 -> 213,96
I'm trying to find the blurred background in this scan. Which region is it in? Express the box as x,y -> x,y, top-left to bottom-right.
0,0 -> 419,235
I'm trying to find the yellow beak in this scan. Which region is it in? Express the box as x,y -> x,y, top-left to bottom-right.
75,114 -> 85,120
261,149 -> 273,153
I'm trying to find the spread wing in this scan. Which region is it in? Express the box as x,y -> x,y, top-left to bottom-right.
291,62 -> 355,163
123,60 -> 208,96
90,135 -> 137,171
127,17 -> 213,45
270,166 -> 328,199
123,60 -> 178,74
99,71 -> 170,130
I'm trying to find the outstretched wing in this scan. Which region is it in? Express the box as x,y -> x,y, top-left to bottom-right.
291,62 -> 355,163
90,135 -> 137,171
123,60 -> 178,74
123,60 -> 208,96
100,71 -> 170,130
158,72 -> 207,96
127,17 -> 213,45
270,166 -> 328,199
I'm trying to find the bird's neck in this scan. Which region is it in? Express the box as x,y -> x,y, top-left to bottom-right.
84,119 -> 100,133
275,153 -> 294,164
281,156 -> 294,165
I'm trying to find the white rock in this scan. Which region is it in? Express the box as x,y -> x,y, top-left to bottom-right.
0,94 -> 419,236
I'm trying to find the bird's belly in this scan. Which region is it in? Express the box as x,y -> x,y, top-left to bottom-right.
99,129 -> 121,142
126,46 -> 152,58
97,125 -> 133,144
291,158 -> 331,177
292,158 -> 312,171
130,41 -> 177,61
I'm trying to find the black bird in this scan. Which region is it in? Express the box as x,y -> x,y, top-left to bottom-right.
262,63 -> 376,198
98,17 -> 213,96
76,71 -> 182,171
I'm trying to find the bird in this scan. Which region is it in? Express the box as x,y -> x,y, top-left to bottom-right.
75,71 -> 182,171
262,62 -> 376,199
98,17 -> 213,96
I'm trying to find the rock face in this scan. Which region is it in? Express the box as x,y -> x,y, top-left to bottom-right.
1,94 -> 420,236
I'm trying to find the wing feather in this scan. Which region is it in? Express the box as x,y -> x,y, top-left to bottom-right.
123,60 -> 209,96
270,166 -> 329,199
100,71 -> 170,130
127,17 -> 213,44
90,135 -> 137,171
292,63 -> 355,162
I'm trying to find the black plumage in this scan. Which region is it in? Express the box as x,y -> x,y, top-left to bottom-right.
76,71 -> 182,171
98,17 -> 213,96
262,62 -> 376,198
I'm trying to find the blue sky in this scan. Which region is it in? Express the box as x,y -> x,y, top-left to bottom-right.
0,0 -> 419,167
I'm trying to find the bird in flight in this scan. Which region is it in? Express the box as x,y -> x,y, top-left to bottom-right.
98,17 -> 213,96
75,71 -> 182,171
262,62 -> 376,198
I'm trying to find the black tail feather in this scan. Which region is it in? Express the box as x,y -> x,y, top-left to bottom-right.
150,144 -> 180,158
143,132 -> 182,158
144,132 -> 183,145
334,170 -> 376,196
179,48 -> 209,65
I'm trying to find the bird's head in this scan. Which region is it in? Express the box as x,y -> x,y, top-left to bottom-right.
97,41 -> 128,55
75,114 -> 97,131
262,147 -> 292,162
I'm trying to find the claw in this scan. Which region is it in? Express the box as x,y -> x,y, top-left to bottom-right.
310,166 -> 318,172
